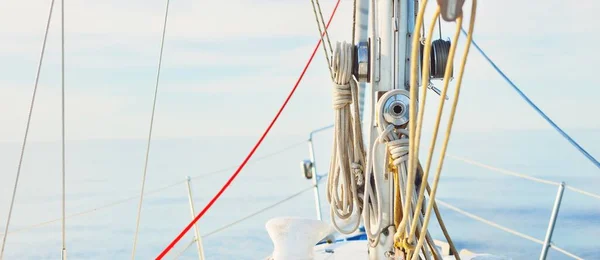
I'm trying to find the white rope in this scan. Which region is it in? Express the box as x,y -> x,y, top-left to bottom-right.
565,185 -> 600,201
171,239 -> 196,260
549,244 -> 584,260
361,126 -> 386,245
0,1 -> 56,259
60,0 -> 67,258
446,155 -> 561,186
131,0 -> 170,258
367,124 -> 407,245
436,199 -> 543,244
360,0 -> 382,248
203,185 -> 315,238
327,41 -> 366,235
435,199 -> 583,260
368,90 -> 439,252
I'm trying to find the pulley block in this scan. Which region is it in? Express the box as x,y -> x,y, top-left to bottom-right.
436,0 -> 466,22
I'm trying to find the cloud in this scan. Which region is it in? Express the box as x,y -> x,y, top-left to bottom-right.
428,0 -> 600,35
0,0 -> 352,53
0,0 -> 599,143
0,0 -> 349,141
0,0 -> 326,36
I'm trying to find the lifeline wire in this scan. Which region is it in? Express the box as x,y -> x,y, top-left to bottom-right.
0,141 -> 306,237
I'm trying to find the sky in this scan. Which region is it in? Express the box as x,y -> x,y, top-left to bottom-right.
0,0 -> 599,143
1,0 -> 600,259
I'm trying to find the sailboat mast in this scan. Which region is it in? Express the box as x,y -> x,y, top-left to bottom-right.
362,0 -> 416,258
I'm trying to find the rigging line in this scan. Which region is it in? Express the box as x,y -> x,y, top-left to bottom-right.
310,0 -> 333,78
406,5 -> 449,246
565,185 -> 600,201
314,0 -> 334,53
447,154 -> 600,200
155,1 -> 341,258
446,155 -> 561,186
410,2 -> 477,258
60,0 -> 66,258
202,185 -> 316,238
0,0 -> 56,259
435,199 -> 584,260
435,199 -> 543,244
172,184 -> 320,259
461,28 -> 600,170
0,140 -> 305,237
191,140 -> 306,180
437,14 -> 442,39
0,180 -> 185,237
425,182 -> 460,260
131,0 -> 171,258
549,244 -> 584,260
351,0 -> 357,46
171,239 -> 196,260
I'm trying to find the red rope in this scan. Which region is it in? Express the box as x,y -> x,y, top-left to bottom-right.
155,1 -> 341,258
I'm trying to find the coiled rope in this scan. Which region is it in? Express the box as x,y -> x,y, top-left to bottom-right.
327,41 -> 366,234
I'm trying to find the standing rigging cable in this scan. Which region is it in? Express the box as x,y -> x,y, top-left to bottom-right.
310,0 -> 334,78
60,0 -> 67,259
463,29 -> 600,170
0,1 -> 56,259
131,0 -> 171,258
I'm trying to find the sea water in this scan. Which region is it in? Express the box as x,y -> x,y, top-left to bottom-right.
0,129 -> 598,259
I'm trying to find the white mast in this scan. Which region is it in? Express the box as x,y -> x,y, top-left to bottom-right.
361,0 -> 415,258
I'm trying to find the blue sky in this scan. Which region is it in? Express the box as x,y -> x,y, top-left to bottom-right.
1,1 -> 599,258
0,0 -> 599,142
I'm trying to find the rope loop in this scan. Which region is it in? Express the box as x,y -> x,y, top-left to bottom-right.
327,40 -> 366,235
351,162 -> 364,186
332,83 -> 352,109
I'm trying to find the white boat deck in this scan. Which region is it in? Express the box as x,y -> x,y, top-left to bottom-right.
264,217 -> 511,260
312,240 -> 511,260
314,240 -> 367,259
